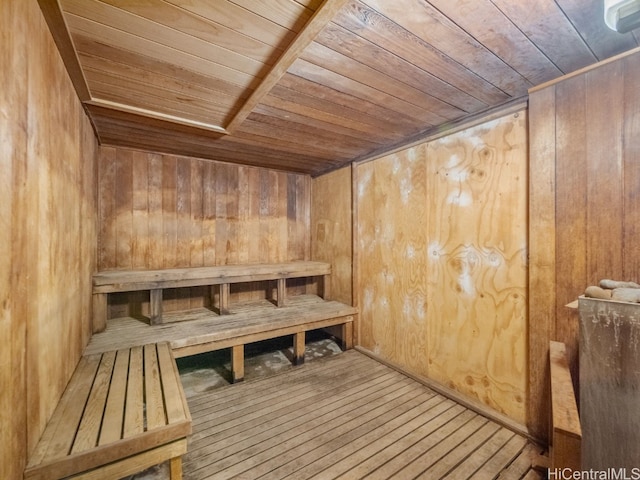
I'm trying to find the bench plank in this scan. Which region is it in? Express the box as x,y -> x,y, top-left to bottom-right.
124,346 -> 144,437
25,343 -> 191,480
29,356 -> 101,467
84,295 -> 357,357
144,344 -> 167,431
99,349 -> 129,445
158,344 -> 190,425
93,261 -> 331,293
72,351 -> 116,455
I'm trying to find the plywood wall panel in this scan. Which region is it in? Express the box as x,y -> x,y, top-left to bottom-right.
354,111 -> 527,424
1,0 -> 98,476
357,147 -> 430,374
528,50 -> 640,442
98,147 -> 311,316
426,115 -> 527,424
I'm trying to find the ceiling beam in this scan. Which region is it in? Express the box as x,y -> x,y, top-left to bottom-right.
37,0 -> 91,101
85,99 -> 229,134
224,0 -> 350,134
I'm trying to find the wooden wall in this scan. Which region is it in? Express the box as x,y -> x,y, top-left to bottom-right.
354,111 -> 528,423
528,50 -> 640,442
0,0 -> 98,478
98,147 -> 311,316
311,166 -> 353,306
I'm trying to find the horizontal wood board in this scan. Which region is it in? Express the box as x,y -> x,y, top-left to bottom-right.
183,350 -> 544,479
84,295 -> 356,356
98,146 -> 311,317
24,343 -> 191,480
39,0 -> 640,175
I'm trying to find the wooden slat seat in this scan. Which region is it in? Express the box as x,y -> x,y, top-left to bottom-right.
24,343 -> 191,480
85,294 -> 357,382
92,261 -> 332,329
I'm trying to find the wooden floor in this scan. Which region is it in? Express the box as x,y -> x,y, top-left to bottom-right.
183,350 -> 544,479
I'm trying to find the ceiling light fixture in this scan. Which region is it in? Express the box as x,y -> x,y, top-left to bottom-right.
604,0 -> 640,33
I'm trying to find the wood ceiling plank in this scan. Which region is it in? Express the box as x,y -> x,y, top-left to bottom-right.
78,53 -> 244,109
277,73 -> 425,134
316,22 -> 487,113
301,42 -> 458,123
96,125 -> 329,173
225,0 -> 351,134
73,34 -> 249,103
490,0 -> 598,74
65,13 -> 256,89
239,113 -> 379,156
62,0 -> 267,78
555,0 -> 640,61
84,73 -> 231,126
264,86 -> 410,141
362,0 -> 532,96
333,2 -> 510,106
288,58 -> 437,128
428,0 -> 563,86
164,0 -> 297,48
255,98 -> 389,144
230,0 -> 316,31
94,0 -> 281,64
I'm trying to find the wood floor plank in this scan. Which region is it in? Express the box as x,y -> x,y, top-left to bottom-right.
259,389 -> 437,479
441,427 -> 517,479
188,377 -> 419,478
362,410 -> 481,479
188,352 -> 376,416
288,395 -> 451,480
186,370 -> 409,468
470,434 -> 528,479
181,351 -> 543,480
498,443 -> 544,479
189,363 -> 397,443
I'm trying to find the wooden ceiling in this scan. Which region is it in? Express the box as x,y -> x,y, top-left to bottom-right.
40,0 -> 640,176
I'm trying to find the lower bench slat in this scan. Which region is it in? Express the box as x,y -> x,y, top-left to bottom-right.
25,343 -> 191,480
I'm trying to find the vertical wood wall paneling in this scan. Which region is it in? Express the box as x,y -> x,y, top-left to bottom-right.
311,166 -> 353,305
528,85 -> 557,443
554,76 -> 586,383
623,55 -> 640,279
1,1 -> 28,477
528,50 -> 640,443
426,114 -> 527,424
354,111 -> 527,424
356,144 -> 430,378
97,148 -> 312,318
1,1 -> 98,475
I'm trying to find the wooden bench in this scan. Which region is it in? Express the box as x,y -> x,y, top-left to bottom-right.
92,261 -> 332,331
85,294 -> 356,382
549,340 -> 581,470
24,343 -> 191,480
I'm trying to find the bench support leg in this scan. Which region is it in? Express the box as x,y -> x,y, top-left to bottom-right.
219,283 -> 230,314
170,456 -> 183,480
276,278 -> 287,307
321,274 -> 331,300
232,345 -> 244,383
93,293 -> 108,333
342,320 -> 354,350
294,331 -> 305,365
150,289 -> 163,325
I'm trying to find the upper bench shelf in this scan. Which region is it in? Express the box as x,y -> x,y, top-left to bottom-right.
92,261 -> 332,331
